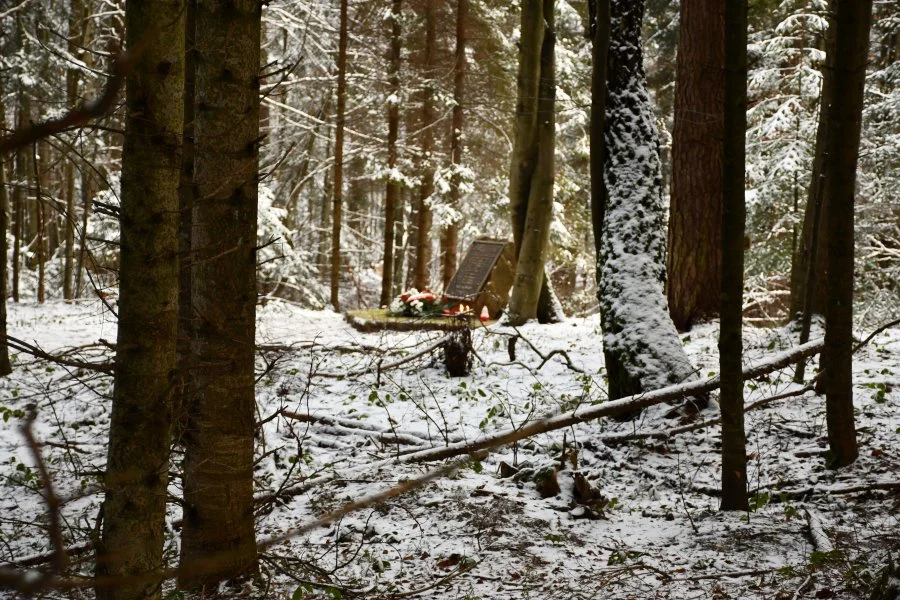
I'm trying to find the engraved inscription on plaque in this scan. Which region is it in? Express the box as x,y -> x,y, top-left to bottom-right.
445,240 -> 508,300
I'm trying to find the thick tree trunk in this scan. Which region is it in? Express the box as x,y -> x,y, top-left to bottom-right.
720,0 -> 749,511
380,0 -> 402,307
330,0 -> 349,310
179,0 -> 261,588
508,0 -> 555,325
821,0 -> 870,469
666,0 -> 725,332
507,0 -> 562,324
413,0 -> 437,291
598,0 -> 697,400
176,0 -> 196,441
440,0 -> 467,288
95,2 -> 184,598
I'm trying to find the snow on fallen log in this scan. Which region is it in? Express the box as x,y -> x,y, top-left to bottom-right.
805,508 -> 834,553
405,338 -> 825,463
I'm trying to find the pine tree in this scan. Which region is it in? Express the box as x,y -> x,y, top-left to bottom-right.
179,0 -> 261,587
95,1 -> 184,597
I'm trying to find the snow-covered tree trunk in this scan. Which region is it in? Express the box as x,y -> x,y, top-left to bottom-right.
598,0 -> 697,400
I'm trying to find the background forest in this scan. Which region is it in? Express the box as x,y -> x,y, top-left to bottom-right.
1,0 -> 900,599
1,0 -> 896,320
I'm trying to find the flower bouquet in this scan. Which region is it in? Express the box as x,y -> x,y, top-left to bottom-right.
388,288 -> 444,317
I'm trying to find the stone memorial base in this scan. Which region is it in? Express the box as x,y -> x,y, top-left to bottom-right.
345,309 -> 492,333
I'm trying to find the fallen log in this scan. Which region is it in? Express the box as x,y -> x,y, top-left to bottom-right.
405,338 -> 825,463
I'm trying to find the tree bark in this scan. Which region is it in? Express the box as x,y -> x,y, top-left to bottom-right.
507,0 -> 561,324
413,0 -> 437,291
666,0 -> 725,332
720,0 -> 749,511
32,143 -> 45,303
0,75 -> 11,376
790,2 -> 835,319
598,0 -> 697,400
63,0 -> 85,301
821,0 -> 871,469
380,0 -> 402,307
179,0 -> 261,588
440,0 -> 467,289
330,0 -> 349,310
508,0 -> 555,325
589,0 -> 609,278
176,0 -> 196,442
12,92 -> 29,303
95,2 -> 184,598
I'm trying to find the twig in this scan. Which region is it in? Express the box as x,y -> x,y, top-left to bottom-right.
0,48 -> 134,155
3,335 -> 114,373
313,335 -> 451,379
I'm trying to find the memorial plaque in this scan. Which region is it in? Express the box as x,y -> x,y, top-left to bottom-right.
445,240 -> 508,300
444,239 -> 515,319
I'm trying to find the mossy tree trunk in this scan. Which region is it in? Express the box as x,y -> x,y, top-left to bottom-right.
597,0 -> 697,400
507,0 -> 562,325
508,0 -> 555,326
380,0 -> 402,307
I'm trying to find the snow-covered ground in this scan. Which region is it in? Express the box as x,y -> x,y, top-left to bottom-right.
2,298 -> 899,599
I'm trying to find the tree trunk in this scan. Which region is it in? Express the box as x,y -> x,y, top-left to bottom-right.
95,2 -> 184,598
380,0 -> 402,307
179,0 -> 261,588
176,0 -> 196,442
790,2 -> 835,319
821,0 -> 870,469
441,0 -> 467,289
507,0 -> 562,324
413,0 -> 437,291
12,94 -> 29,303
666,0 -> 725,332
330,0 -> 349,310
0,75 -> 11,376
74,167 -> 92,298
598,0 -> 697,400
589,0 -> 609,277
508,0 -> 555,325
720,0 -> 748,511
32,143 -> 45,303
63,0 -> 84,301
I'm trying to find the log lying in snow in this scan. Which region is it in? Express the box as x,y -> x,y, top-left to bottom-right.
405,338 -> 825,463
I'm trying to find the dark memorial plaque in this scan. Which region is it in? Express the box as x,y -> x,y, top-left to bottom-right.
444,239 -> 515,319
445,240 -> 507,300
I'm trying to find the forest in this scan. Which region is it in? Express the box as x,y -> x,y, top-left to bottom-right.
0,0 -> 899,598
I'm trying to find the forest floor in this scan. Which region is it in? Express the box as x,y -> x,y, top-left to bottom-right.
2,298 -> 900,599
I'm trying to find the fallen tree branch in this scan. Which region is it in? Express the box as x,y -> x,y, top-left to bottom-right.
805,508 -> 834,552
403,338 -> 825,463
3,335 -> 114,374
598,383 -> 815,444
313,335 -> 451,379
